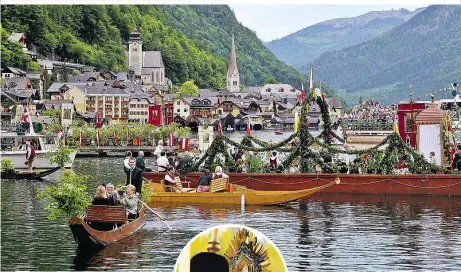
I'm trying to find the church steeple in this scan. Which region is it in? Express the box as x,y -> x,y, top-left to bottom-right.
227,33 -> 240,92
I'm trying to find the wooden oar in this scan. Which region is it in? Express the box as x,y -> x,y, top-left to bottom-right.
139,199 -> 173,231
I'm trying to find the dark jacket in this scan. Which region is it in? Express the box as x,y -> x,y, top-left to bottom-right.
92,197 -> 111,205
198,174 -> 212,186
125,167 -> 143,195
108,191 -> 119,206
136,156 -> 146,172
453,153 -> 461,170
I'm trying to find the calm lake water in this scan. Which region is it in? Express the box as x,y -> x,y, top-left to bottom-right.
2,131 -> 461,271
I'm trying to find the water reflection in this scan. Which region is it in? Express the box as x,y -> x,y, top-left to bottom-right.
1,158 -> 461,271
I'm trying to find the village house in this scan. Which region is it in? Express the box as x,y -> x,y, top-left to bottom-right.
7,32 -> 38,61
173,96 -> 191,120
326,97 -> 343,119
128,95 -> 155,124
212,99 -> 242,118
1,67 -> 27,78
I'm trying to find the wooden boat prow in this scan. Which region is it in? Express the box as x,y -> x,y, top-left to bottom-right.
1,166 -> 61,180
145,177 -> 339,206
68,205 -> 146,247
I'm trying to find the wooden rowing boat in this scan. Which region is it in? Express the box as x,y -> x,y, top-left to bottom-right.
143,172 -> 461,196
0,166 -> 60,180
145,177 -> 339,206
68,205 -> 146,247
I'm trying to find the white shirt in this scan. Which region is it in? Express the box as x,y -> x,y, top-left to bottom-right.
154,145 -> 164,157
157,156 -> 170,172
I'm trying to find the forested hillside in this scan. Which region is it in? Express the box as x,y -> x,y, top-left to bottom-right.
267,8 -> 422,71
313,5 -> 461,105
1,5 -> 308,89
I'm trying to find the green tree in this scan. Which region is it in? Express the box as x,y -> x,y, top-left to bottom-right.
37,170 -> 92,220
179,80 -> 199,97
264,76 -> 278,84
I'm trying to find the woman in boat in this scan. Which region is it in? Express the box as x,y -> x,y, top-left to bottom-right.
120,185 -> 139,220
212,166 -> 229,179
92,186 -> 111,205
197,169 -> 212,192
269,152 -> 278,168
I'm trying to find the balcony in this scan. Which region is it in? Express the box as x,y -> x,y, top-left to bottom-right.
86,107 -> 95,112
120,115 -> 129,119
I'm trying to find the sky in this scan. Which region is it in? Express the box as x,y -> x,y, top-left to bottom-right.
230,5 -> 425,42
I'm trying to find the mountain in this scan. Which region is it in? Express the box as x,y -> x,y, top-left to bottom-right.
1,5 -> 308,90
313,5 -> 461,105
267,8 -> 423,72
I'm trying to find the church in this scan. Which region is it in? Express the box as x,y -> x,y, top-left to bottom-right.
127,28 -> 167,87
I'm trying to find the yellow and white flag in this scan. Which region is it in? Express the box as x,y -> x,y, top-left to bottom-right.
294,111 -> 299,133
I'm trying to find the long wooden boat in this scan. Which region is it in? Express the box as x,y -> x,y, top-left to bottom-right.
0,166 -> 60,180
144,172 -> 461,197
68,205 -> 146,247
145,178 -> 339,205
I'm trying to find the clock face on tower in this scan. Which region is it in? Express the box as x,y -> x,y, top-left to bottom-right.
133,42 -> 137,46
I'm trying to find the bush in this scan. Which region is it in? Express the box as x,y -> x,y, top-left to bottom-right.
1,159 -> 14,171
46,147 -> 75,168
37,170 -> 92,220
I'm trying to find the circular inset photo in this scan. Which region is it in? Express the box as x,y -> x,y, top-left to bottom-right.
175,224 -> 287,272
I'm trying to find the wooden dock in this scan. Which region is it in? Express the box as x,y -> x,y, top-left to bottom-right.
77,146 -> 177,157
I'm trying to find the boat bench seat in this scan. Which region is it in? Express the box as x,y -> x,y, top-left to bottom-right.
210,178 -> 228,193
86,205 -> 127,225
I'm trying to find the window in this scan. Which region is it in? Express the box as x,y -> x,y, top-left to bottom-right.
133,47 -> 137,52
177,101 -> 180,105
184,108 -> 188,112
233,81 -> 237,86
177,109 -> 180,113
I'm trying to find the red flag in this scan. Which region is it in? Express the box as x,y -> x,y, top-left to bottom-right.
301,83 -> 305,104
79,131 -> 83,146
97,130 -> 101,147
23,111 -> 29,123
96,112 -> 101,128
246,118 -> 251,136
217,121 -> 222,134
168,132 -> 175,146
180,138 -> 189,149
113,131 -> 118,144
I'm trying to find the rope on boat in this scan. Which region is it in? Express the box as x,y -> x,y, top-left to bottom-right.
178,175 -> 461,189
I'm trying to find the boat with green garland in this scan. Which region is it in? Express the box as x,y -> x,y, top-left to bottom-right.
146,92 -> 461,197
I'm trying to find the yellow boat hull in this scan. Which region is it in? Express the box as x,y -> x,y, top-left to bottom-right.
145,180 -> 338,206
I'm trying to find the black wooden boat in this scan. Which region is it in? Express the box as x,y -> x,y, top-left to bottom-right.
0,167 -> 60,180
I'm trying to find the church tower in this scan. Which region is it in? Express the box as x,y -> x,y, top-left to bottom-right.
128,27 -> 143,77
227,34 -> 240,92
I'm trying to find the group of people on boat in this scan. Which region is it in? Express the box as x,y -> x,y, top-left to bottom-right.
92,183 -> 139,220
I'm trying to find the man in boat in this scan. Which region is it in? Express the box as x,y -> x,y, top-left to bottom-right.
25,141 -> 36,172
136,151 -> 146,175
125,158 -> 143,196
157,151 -> 170,172
168,152 -> 178,169
452,146 -> 461,171
164,167 -> 181,192
105,183 -> 119,205
154,140 -> 165,158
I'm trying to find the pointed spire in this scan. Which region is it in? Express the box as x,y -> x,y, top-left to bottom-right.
228,33 -> 238,77
309,63 -> 314,92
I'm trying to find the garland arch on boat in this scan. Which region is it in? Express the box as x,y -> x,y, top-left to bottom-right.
186,91 -> 454,175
